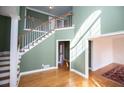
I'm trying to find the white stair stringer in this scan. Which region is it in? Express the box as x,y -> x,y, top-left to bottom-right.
20,30 -> 55,56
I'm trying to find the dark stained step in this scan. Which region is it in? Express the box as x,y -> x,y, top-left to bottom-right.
0,64 -> 9,67
0,59 -> 10,62
0,70 -> 9,74
0,54 -> 10,57
0,83 -> 9,87
0,76 -> 9,81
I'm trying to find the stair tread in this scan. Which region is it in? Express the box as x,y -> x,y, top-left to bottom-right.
0,83 -> 9,87
0,67 -> 9,71
0,51 -> 10,56
0,79 -> 9,85
0,61 -> 9,65
0,70 -> 9,74
0,57 -> 10,61
0,72 -> 9,78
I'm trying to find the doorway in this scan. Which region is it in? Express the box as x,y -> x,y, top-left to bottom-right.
56,40 -> 70,70
88,40 -> 93,71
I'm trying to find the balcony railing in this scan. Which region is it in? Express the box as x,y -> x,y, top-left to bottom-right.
24,12 -> 72,32
19,12 -> 73,51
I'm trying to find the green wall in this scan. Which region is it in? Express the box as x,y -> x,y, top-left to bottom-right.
55,29 -> 74,39
73,6 -> 124,34
0,15 -> 11,52
20,34 -> 56,72
71,51 -> 85,75
71,6 -> 124,75
20,6 -> 124,74
20,28 -> 74,72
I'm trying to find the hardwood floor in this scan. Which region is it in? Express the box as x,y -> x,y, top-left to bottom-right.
19,63 -> 124,87
91,63 -> 124,87
19,69 -> 97,87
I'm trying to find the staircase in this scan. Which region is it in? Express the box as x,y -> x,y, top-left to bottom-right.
0,51 -> 10,87
19,12 -> 72,56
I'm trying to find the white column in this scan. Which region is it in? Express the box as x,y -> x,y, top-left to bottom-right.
10,17 -> 19,87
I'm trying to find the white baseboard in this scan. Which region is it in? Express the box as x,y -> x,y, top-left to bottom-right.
20,67 -> 57,76
17,74 -> 21,86
71,69 -> 88,79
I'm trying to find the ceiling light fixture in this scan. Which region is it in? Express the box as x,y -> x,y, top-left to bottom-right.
49,6 -> 54,9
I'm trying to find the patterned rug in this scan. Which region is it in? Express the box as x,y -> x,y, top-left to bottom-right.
102,65 -> 124,85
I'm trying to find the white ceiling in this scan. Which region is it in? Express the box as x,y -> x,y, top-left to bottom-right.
28,6 -> 72,16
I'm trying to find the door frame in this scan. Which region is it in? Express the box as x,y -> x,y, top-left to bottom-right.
88,40 -> 93,71
56,39 -> 71,69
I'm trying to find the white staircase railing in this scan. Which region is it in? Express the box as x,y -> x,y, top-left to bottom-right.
25,12 -> 72,31
19,12 -> 73,54
70,10 -> 102,62
19,30 -> 46,52
70,10 -> 102,78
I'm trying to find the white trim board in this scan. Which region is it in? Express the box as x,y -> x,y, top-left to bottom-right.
10,17 -> 19,87
24,29 -> 47,33
56,39 -> 71,69
71,69 -> 88,79
17,74 -> 21,87
55,26 -> 75,31
89,30 -> 124,40
20,67 -> 57,76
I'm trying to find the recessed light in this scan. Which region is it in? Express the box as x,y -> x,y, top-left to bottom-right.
49,6 -> 54,9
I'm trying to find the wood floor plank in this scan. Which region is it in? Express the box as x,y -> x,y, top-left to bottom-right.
19,69 -> 96,87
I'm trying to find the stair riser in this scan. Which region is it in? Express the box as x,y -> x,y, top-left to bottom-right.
0,59 -> 10,62
0,54 -> 10,57
0,70 -> 9,74
0,51 -> 10,87
0,64 -> 9,67
0,76 -> 9,81
0,83 -> 9,87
